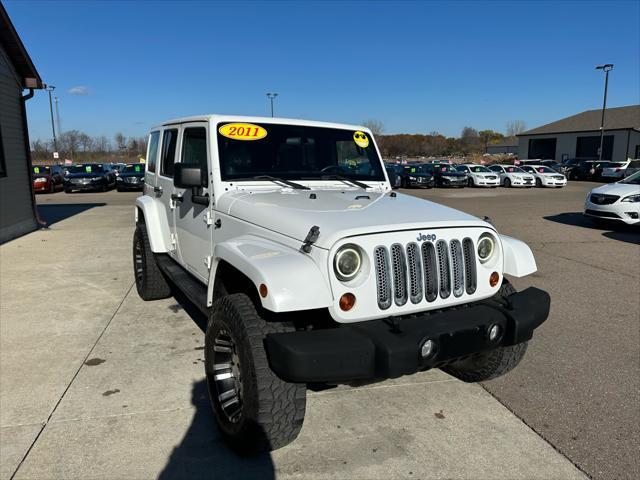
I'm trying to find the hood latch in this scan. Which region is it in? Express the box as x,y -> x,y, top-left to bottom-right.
300,226 -> 320,253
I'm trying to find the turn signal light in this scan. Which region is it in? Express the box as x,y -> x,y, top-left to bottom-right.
489,272 -> 500,287
259,284 -> 268,298
339,293 -> 356,311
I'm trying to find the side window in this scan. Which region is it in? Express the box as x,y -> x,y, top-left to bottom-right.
160,129 -> 178,177
181,127 -> 208,172
147,131 -> 160,173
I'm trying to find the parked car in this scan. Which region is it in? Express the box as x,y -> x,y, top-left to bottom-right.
455,164 -> 499,187
601,160 -> 633,181
584,171 -> 640,225
398,163 -> 434,188
562,159 -> 609,181
488,165 -> 535,188
116,164 -> 145,191
384,163 -> 402,189
520,165 -> 567,188
111,163 -> 127,176
426,162 -> 467,187
64,163 -> 117,192
32,165 -> 65,193
134,114 -> 549,453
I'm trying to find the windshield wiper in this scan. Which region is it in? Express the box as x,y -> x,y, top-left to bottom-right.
237,175 -> 310,190
321,175 -> 369,189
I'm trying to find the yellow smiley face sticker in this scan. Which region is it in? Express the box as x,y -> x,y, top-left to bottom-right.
353,131 -> 369,148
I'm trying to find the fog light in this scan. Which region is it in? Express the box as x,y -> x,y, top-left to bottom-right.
339,293 -> 356,311
489,272 -> 500,287
488,324 -> 501,342
421,339 -> 436,358
625,212 -> 639,219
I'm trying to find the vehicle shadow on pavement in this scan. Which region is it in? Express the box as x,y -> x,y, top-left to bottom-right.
157,380 -> 275,480
544,212 -> 639,245
37,203 -> 105,226
160,290 -> 276,480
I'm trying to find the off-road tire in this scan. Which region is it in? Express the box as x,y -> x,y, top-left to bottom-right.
205,293 -> 306,454
442,280 -> 528,382
133,224 -> 171,301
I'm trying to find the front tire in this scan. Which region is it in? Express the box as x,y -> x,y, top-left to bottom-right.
535,177 -> 542,187
442,280 -> 528,382
205,294 -> 306,453
133,224 -> 171,300
467,177 -> 474,187
504,178 -> 511,188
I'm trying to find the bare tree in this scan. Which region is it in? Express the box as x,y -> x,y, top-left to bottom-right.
95,135 -> 110,153
114,132 -> 127,152
58,130 -> 81,159
506,120 -> 526,137
79,132 -> 93,152
362,119 -> 384,136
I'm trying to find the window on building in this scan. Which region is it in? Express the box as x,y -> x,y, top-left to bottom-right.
575,135 -> 613,160
528,138 -> 557,159
0,125 -> 6,177
160,129 -> 178,177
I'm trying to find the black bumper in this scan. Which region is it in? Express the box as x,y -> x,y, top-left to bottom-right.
265,287 -> 550,383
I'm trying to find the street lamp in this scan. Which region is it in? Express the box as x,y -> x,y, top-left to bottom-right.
266,92 -> 278,117
45,84 -> 57,152
54,96 -> 61,136
595,64 -> 613,162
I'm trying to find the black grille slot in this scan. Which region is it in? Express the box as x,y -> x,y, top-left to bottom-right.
422,242 -> 438,302
590,194 -> 619,205
462,238 -> 477,294
436,240 -> 451,299
450,239 -> 464,298
374,246 -> 391,310
390,244 -> 408,306
406,243 -> 423,304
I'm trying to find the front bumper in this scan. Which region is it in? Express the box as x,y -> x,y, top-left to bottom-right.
265,287 -> 550,383
117,181 -> 144,190
541,178 -> 566,187
65,180 -> 103,191
440,177 -> 467,187
584,200 -> 640,225
407,178 -> 434,188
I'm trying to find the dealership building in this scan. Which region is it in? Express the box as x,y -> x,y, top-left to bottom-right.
517,105 -> 640,162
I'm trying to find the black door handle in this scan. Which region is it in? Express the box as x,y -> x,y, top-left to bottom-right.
171,193 -> 183,202
153,186 -> 163,195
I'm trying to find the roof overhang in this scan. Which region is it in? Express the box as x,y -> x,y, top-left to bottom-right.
0,3 -> 43,89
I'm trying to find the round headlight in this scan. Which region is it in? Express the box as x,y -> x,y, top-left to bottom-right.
334,245 -> 362,281
477,234 -> 495,263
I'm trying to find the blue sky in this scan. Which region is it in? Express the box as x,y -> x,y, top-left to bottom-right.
6,0 -> 639,142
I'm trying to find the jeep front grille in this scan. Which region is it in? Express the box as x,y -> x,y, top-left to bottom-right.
375,238 -> 477,310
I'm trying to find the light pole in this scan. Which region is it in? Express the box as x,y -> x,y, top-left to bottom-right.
595,64 -> 613,162
266,92 -> 278,117
54,96 -> 61,136
45,85 -> 57,152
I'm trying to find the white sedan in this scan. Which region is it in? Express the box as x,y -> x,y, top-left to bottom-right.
584,171 -> 640,225
520,165 -> 567,188
488,164 -> 535,188
455,164 -> 500,187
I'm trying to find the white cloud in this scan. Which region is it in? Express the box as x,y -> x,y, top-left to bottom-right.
68,86 -> 90,96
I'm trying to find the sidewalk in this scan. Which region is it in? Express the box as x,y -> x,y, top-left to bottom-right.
0,198 -> 587,479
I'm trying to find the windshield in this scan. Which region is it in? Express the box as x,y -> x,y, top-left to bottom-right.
505,166 -> 526,173
620,171 -> 640,184
123,164 -> 144,174
217,123 -> 384,182
534,166 -> 555,173
436,164 -> 458,173
69,164 -> 104,174
406,165 -> 429,174
33,166 -> 50,175
468,166 -> 490,173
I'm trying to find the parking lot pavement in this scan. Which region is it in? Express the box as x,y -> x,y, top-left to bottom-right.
0,189 -> 589,480
405,182 -> 639,480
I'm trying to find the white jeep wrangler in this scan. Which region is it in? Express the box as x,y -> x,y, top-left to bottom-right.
133,115 -> 550,453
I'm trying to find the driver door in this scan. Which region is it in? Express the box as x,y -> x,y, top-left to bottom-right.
174,123 -> 213,283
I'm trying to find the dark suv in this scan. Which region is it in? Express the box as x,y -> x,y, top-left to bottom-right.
116,164 -> 146,191
398,163 -> 435,188
64,164 -> 117,192
426,162 -> 467,187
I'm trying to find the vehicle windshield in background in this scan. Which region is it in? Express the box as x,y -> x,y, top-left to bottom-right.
69,164 -> 104,174
33,166 -> 51,174
406,165 -> 429,174
535,166 -> 555,173
620,171 -> 640,184
506,166 -> 526,173
469,166 -> 490,173
217,123 -> 385,181
436,164 -> 458,173
123,165 -> 144,174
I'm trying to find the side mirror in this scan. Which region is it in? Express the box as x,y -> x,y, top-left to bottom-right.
174,163 -> 206,188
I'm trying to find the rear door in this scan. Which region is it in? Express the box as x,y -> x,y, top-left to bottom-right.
174,123 -> 213,282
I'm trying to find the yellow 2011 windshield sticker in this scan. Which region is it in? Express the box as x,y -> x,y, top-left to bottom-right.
353,131 -> 369,148
219,123 -> 267,141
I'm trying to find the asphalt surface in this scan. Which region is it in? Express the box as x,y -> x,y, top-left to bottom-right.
5,182 -> 639,480
403,182 -> 639,480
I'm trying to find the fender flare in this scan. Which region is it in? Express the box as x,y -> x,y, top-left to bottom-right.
135,196 -> 169,253
207,235 -> 333,312
499,234 -> 537,277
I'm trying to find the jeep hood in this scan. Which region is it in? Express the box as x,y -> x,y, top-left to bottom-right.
217,189 -> 490,249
